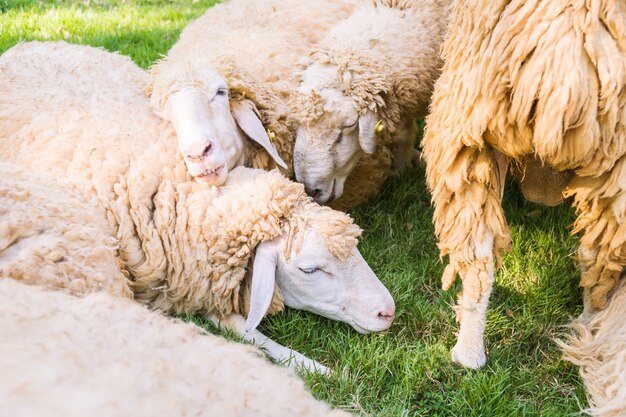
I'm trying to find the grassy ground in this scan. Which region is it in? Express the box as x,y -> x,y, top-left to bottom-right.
1,1 -> 587,415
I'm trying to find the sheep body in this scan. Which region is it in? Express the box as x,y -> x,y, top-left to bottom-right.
422,0 -> 626,368
291,0 -> 451,205
0,278 -> 350,417
0,161 -> 131,298
148,0 -> 360,176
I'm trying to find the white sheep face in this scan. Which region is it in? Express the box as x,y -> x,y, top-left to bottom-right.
294,63 -> 379,204
165,83 -> 243,186
246,230 -> 395,333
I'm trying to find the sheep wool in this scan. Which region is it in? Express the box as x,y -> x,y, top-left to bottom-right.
559,282 -> 626,417
0,161 -> 131,299
0,278 -> 351,417
0,41 -> 362,318
148,0 -> 360,176
422,0 -> 626,309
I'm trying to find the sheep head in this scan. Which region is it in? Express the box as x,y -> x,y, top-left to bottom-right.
291,60 -> 385,204
246,201 -> 395,334
149,60 -> 286,186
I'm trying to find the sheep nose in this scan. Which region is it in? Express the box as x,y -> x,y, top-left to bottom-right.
305,186 -> 321,198
377,306 -> 395,321
185,142 -> 213,161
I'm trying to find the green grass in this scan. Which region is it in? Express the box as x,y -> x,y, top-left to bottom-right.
1,1 -> 587,415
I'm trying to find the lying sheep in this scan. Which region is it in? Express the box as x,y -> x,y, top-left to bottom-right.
422,0 -> 626,368
0,41 -> 396,372
559,282 -> 626,417
0,278 -> 351,417
290,0 -> 451,204
147,0 -> 359,185
0,162 -> 131,299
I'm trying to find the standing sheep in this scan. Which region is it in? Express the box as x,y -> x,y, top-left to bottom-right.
0,41 -> 396,372
147,0 -> 359,185
422,0 -> 626,368
290,0 -> 451,204
0,278 -> 351,417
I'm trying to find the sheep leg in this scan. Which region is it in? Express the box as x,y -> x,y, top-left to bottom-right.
423,136 -> 510,369
567,158 -> 626,311
208,313 -> 329,374
450,232 -> 495,369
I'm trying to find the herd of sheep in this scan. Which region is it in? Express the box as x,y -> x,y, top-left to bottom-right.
0,0 -> 625,415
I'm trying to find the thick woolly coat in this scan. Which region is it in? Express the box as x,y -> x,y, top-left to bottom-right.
0,162 -> 131,299
0,278 -> 351,417
0,41 -> 361,317
422,0 -> 626,308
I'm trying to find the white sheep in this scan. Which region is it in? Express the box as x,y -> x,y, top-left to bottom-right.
0,41 -> 396,372
0,278 -> 351,417
147,0 -> 359,185
559,282 -> 626,417
290,0 -> 451,204
421,0 -> 626,369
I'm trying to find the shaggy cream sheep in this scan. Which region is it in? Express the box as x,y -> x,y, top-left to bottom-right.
0,278 -> 351,417
0,41 -> 395,371
0,162 -> 131,299
290,0 -> 451,204
422,0 -> 626,368
559,282 -> 626,417
147,0 -> 359,185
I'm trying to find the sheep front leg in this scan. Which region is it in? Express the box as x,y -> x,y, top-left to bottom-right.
423,136 -> 510,369
208,313 -> 329,375
450,232 -> 495,369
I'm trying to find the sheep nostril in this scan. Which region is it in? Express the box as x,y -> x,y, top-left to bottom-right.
377,310 -> 395,321
310,188 -> 321,198
201,143 -> 213,158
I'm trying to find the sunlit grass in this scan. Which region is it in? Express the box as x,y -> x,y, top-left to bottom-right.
1,1 -> 587,415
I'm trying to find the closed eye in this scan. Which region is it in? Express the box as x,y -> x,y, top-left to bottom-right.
299,267 -> 321,274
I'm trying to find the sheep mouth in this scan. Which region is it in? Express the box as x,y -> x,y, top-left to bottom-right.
195,165 -> 224,182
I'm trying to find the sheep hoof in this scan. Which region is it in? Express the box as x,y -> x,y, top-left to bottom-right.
451,343 -> 487,369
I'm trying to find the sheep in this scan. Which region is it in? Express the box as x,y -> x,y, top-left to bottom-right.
0,278 -> 352,417
290,0 -> 451,204
421,0 -> 626,369
147,0 -> 359,186
0,161 -> 132,299
0,41 -> 396,372
558,281 -> 626,417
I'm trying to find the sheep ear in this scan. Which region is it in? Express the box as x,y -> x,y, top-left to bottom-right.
245,240 -> 279,332
358,110 -> 378,154
231,101 -> 288,169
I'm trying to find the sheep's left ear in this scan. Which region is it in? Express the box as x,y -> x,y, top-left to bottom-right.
231,101 -> 288,169
358,110 -> 379,154
245,239 -> 280,332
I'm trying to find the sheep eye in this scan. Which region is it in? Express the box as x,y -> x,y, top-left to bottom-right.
215,88 -> 227,97
335,132 -> 343,144
299,267 -> 320,274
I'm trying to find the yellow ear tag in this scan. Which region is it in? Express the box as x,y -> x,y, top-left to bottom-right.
374,120 -> 385,134
266,129 -> 276,141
